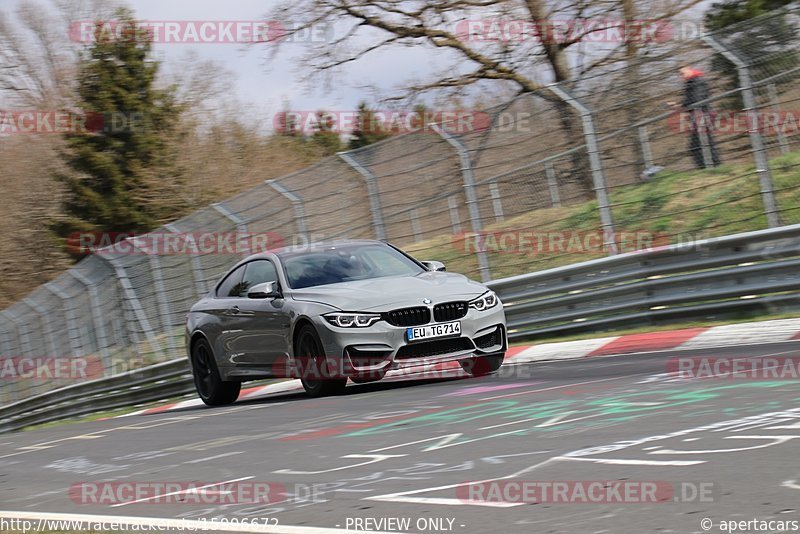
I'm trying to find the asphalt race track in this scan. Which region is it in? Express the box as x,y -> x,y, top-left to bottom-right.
2,341 -> 800,533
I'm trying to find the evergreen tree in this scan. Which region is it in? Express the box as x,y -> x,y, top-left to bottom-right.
705,0 -> 797,107
348,101 -> 390,149
52,7 -> 182,255
310,110 -> 342,155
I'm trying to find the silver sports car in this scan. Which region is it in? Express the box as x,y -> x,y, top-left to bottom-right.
185,240 -> 507,403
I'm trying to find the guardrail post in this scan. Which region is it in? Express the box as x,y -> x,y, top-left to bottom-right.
703,35 -> 781,228
69,269 -> 112,370
338,152 -> 387,240
211,203 -> 251,257
544,162 -> 562,208
766,83 -> 790,155
431,124 -> 491,282
266,180 -> 309,244
548,84 -> 618,254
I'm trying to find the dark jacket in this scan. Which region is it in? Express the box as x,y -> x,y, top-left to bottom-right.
682,76 -> 711,112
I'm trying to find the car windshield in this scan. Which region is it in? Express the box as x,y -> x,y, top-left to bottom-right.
279,243 -> 425,289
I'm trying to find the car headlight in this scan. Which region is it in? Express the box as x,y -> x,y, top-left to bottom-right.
323,312 -> 382,328
469,291 -> 499,311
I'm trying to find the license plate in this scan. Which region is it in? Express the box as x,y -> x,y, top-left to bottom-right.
407,321 -> 461,342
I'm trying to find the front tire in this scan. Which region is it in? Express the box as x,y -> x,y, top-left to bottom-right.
460,353 -> 505,377
295,324 -> 347,397
191,337 -> 241,406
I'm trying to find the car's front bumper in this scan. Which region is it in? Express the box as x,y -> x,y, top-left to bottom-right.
312,303 -> 507,376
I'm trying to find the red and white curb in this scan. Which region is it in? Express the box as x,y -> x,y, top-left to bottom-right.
117,317 -> 800,418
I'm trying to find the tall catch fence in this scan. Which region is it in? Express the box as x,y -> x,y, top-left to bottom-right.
2,7 -> 800,404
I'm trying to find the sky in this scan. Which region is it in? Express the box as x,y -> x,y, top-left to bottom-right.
1,0 -> 714,128
95,0 -> 442,119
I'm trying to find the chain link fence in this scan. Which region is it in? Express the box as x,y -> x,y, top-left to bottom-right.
2,6 -> 800,405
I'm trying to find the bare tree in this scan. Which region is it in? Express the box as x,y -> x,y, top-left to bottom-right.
0,0 -> 121,107
262,0 -> 703,194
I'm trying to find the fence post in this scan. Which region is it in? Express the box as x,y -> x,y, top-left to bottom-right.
548,84 -> 618,254
69,269 -> 113,371
0,311 -> 27,403
266,180 -> 309,244
23,298 -> 58,357
448,196 -> 462,234
129,240 -> 179,360
431,124 -> 491,282
98,251 -> 167,362
544,162 -> 562,208
44,282 -> 82,358
637,126 -> 655,170
489,181 -> 504,222
165,222 -> 209,297
338,152 -> 387,240
410,209 -> 423,241
703,35 -> 781,228
766,83 -> 790,155
211,203 -> 251,257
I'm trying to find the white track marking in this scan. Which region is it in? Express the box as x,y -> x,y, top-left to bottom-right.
183,451 -> 245,464
556,456 -> 705,466
111,476 -> 254,507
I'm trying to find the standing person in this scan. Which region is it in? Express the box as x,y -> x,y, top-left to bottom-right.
670,66 -> 721,168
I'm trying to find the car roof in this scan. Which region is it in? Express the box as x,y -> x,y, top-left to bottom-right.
241,239 -> 387,263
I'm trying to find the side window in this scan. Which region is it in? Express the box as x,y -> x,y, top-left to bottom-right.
216,265 -> 246,298
240,260 -> 279,297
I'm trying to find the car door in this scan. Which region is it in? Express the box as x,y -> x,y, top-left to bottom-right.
229,259 -> 291,369
212,264 -> 248,367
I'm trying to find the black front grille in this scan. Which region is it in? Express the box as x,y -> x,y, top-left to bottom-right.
385,306 -> 431,327
475,327 -> 502,349
433,301 -> 468,322
395,337 -> 474,359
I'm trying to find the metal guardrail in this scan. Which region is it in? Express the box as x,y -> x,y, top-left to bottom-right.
3,223 -> 800,433
489,223 -> 800,339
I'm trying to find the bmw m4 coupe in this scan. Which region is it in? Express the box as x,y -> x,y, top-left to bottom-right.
186,240 -> 507,404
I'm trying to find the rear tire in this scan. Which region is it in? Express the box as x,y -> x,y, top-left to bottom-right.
191,337 -> 241,406
460,353 -> 505,377
295,324 -> 347,397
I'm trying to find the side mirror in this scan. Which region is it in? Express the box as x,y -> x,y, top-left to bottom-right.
421,260 -> 446,272
247,281 -> 281,299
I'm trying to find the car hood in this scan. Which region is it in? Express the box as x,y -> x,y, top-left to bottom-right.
289,271 -> 488,311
